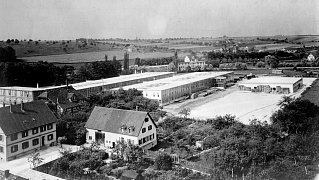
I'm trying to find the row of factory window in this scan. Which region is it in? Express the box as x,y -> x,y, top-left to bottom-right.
0,90 -> 31,97
10,123 -> 53,141
138,133 -> 155,145
0,134 -> 54,154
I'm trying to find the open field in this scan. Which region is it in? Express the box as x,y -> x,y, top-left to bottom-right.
164,78 -> 316,124
21,50 -> 187,63
0,41 -> 116,57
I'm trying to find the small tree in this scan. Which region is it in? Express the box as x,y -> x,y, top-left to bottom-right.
179,108 -> 190,118
57,136 -> 67,147
27,151 -> 44,169
154,153 -> 173,170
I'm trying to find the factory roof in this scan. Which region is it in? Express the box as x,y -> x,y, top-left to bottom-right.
0,85 -> 68,92
71,72 -> 175,90
114,71 -> 233,91
239,77 -> 302,85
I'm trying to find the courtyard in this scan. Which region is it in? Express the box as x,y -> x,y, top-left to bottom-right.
164,78 -> 317,124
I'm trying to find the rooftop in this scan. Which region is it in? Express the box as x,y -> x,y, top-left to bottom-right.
0,85 -> 69,92
0,101 -> 58,136
71,72 -> 175,90
239,77 -> 302,85
85,107 -> 156,137
114,71 -> 233,91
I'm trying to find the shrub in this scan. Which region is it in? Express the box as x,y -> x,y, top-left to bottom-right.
154,153 -> 173,170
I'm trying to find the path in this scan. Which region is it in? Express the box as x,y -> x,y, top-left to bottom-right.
0,144 -> 79,180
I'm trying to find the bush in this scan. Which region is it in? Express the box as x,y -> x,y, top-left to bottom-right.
154,153 -> 173,170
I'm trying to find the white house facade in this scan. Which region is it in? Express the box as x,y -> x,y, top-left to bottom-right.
0,101 -> 57,161
85,107 -> 157,150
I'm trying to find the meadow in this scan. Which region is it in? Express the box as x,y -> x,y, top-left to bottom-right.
21,50 -> 182,63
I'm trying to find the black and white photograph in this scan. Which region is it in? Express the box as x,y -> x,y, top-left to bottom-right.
0,0 -> 319,179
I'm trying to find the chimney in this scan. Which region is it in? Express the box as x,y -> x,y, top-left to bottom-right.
36,83 -> 39,88
21,100 -> 24,112
4,170 -> 9,179
136,106 -> 138,111
9,102 -> 12,113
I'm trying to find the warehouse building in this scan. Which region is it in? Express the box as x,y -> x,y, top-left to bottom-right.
0,85 -> 68,108
71,72 -> 175,97
113,71 -> 234,105
238,77 -> 303,94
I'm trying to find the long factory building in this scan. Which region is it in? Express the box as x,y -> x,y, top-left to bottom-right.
112,71 -> 234,105
71,72 -> 175,97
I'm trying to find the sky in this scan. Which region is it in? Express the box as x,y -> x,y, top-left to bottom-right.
0,0 -> 318,40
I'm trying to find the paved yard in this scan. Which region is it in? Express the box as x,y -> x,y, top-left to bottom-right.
190,78 -> 316,124
0,144 -> 79,180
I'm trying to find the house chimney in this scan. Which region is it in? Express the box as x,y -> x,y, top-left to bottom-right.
136,106 -> 138,111
4,170 -> 9,179
9,102 -> 12,113
21,100 -> 24,112
36,83 -> 39,88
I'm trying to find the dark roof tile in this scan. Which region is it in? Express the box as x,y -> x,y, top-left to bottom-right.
85,107 -> 152,137
0,101 -> 58,136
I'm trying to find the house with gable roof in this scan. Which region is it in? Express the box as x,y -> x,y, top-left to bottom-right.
85,107 -> 157,150
37,86 -> 84,116
0,101 -> 57,161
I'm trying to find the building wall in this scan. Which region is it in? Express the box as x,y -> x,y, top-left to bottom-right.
86,129 -> 139,148
76,73 -> 174,98
142,73 -> 233,105
178,61 -> 206,72
239,83 -> 294,94
86,115 -> 157,150
0,88 -> 39,108
138,115 -> 157,149
0,128 -> 7,161
4,123 -> 56,161
293,79 -> 303,92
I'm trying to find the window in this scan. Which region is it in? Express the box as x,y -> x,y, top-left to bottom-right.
22,131 -> 28,138
10,133 -> 18,141
89,136 -> 92,140
0,135 -> 3,141
40,125 -> 46,132
0,146 -> 3,153
22,142 -> 29,149
142,128 -> 146,133
32,128 -> 38,134
32,139 -> 39,146
121,137 -> 124,143
47,134 -> 53,141
145,118 -> 149,122
47,123 -> 53,130
11,145 -> 18,153
127,139 -> 131,144
139,139 -> 142,145
148,125 -> 152,131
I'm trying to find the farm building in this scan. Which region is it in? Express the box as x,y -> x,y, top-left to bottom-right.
85,107 -> 157,150
238,77 -> 303,94
178,55 -> 206,72
71,72 -> 175,97
113,71 -> 234,105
